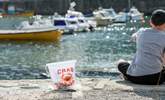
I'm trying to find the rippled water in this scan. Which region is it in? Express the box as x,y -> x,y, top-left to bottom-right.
0,17 -> 149,79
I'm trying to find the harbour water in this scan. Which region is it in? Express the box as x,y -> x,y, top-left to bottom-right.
0,17 -> 149,79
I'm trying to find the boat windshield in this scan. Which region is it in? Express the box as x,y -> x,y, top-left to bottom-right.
78,19 -> 84,23
107,10 -> 116,17
131,10 -> 139,14
54,20 -> 66,26
101,12 -> 109,17
68,21 -> 77,24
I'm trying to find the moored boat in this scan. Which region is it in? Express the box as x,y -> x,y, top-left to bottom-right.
103,8 -> 128,23
0,28 -> 63,41
53,18 -> 74,34
64,2 -> 96,31
2,11 -> 34,17
93,7 -> 113,26
128,6 -> 144,22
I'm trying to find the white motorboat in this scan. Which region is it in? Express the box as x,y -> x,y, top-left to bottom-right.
115,12 -> 128,23
54,17 -> 91,34
101,8 -> 128,23
103,8 -> 117,19
128,6 -> 144,22
66,9 -> 97,31
53,17 -> 76,34
93,7 -> 114,26
17,15 -> 54,30
65,2 -> 97,30
77,17 -> 90,31
67,17 -> 90,32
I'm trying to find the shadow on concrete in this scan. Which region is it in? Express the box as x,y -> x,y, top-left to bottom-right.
115,80 -> 165,100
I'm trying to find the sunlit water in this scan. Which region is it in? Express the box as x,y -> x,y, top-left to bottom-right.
0,17 -> 149,79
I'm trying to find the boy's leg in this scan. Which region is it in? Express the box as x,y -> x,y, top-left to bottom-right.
127,72 -> 164,85
117,59 -> 165,85
161,68 -> 165,83
117,59 -> 130,75
126,67 -> 165,85
117,59 -> 130,79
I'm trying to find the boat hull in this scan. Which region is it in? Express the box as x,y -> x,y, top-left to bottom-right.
95,18 -> 112,26
2,12 -> 34,17
0,30 -> 63,41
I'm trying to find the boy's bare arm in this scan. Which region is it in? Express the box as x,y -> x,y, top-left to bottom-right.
131,32 -> 138,42
161,53 -> 165,66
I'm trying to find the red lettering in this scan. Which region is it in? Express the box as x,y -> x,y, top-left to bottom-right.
57,67 -> 74,75
57,69 -> 61,74
62,69 -> 66,73
71,67 -> 73,72
67,68 -> 70,72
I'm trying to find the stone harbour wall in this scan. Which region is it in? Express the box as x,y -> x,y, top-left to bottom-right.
0,78 -> 165,100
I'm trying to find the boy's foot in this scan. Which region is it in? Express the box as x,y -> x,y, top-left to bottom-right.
117,59 -> 127,65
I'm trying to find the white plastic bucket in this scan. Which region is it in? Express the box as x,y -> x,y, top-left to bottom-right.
46,60 -> 77,89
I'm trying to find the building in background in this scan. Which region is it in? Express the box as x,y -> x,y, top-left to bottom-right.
0,0 -> 34,16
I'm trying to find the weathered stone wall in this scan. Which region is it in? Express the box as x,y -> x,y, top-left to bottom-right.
0,79 -> 165,100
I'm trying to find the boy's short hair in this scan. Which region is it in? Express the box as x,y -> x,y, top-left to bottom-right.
151,9 -> 165,26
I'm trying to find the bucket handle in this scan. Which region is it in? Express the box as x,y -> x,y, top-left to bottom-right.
45,65 -> 50,77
